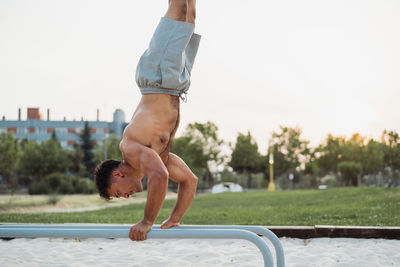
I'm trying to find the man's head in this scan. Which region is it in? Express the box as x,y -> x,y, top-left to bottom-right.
94,159 -> 143,200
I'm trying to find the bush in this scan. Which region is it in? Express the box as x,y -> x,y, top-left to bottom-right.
28,173 -> 96,194
276,172 -> 319,190
47,194 -> 61,205
28,180 -> 51,194
74,178 -> 96,194
58,178 -> 74,194
46,173 -> 64,191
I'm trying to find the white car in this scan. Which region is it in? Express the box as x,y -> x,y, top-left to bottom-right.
211,182 -> 243,194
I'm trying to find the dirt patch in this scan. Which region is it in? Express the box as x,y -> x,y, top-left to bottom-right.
0,192 -> 177,214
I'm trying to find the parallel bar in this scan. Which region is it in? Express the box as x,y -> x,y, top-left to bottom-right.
0,224 -> 284,267
168,225 -> 285,267
0,226 -> 275,267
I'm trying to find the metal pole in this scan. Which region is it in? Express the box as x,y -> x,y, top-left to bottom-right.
0,225 -> 276,267
268,147 -> 275,191
0,224 -> 284,267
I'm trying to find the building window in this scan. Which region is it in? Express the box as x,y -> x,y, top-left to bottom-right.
28,127 -> 35,134
75,127 -> 83,134
104,128 -> 109,134
68,128 -> 75,134
47,128 -> 55,133
90,128 -> 96,134
67,140 -> 76,146
56,128 -> 67,134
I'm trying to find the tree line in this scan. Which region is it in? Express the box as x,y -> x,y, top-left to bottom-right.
171,123 -> 400,189
0,122 -> 96,194
0,121 -> 399,193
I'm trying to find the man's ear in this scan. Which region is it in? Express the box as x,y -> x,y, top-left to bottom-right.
111,170 -> 124,179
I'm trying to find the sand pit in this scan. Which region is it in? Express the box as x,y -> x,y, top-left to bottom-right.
1,237 -> 399,266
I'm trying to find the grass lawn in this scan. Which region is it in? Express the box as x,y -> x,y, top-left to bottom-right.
0,187 -> 399,226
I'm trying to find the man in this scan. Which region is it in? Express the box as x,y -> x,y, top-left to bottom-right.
94,0 -> 200,242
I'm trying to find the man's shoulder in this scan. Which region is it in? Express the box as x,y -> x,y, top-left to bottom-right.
120,138 -> 142,155
120,140 -> 148,170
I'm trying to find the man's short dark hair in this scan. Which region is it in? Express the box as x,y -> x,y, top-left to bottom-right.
94,159 -> 121,200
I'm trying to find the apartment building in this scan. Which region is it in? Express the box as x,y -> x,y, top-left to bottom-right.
0,108 -> 127,149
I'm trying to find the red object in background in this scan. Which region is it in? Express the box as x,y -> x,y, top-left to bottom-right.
67,140 -> 75,146
7,127 -> 17,133
27,108 -> 42,120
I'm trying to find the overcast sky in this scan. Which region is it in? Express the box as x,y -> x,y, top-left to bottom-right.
1,0 -> 399,152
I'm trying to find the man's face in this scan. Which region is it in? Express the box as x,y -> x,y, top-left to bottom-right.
107,173 -> 143,199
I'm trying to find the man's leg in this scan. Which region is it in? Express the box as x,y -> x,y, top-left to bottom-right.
186,0 -> 196,24
165,0 -> 188,22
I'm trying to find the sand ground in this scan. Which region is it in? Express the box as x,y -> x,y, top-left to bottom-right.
0,237 -> 399,266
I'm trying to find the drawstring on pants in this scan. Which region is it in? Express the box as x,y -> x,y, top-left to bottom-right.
179,92 -> 188,103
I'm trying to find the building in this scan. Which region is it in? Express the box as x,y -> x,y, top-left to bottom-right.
0,108 -> 127,149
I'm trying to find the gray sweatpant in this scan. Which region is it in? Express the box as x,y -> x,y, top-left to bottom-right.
135,17 -> 201,100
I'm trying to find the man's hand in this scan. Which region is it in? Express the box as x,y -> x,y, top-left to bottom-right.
129,220 -> 152,241
161,217 -> 180,229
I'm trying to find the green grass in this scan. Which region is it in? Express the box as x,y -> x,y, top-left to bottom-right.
0,187 -> 399,226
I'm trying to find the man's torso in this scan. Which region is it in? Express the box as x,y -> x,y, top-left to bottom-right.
120,94 -> 180,168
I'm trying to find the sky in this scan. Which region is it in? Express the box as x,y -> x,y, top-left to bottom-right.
1,0 -> 399,153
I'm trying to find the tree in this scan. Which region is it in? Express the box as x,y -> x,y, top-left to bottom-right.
381,130 -> 400,172
171,135 -> 208,175
341,133 -> 366,164
40,137 -> 70,176
304,161 -> 320,177
316,133 -> 382,175
315,134 -> 346,175
17,138 -> 69,182
270,126 -> 310,176
94,135 -> 123,164
0,132 -> 18,188
361,139 -> 384,175
229,132 -> 262,188
338,161 -> 362,186
185,122 -> 225,166
67,146 -> 86,177
302,161 -> 320,188
79,121 -> 95,178
171,121 -> 224,187
17,141 -> 41,182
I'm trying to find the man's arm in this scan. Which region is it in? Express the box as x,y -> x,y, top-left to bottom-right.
161,153 -> 198,229
126,143 -> 169,241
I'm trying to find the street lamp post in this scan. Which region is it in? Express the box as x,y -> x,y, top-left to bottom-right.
268,147 -> 275,191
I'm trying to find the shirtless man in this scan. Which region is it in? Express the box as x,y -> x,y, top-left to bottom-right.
94,0 -> 200,242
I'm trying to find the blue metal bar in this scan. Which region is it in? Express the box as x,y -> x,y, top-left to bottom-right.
0,224 -> 284,267
164,225 -> 285,267
0,225 -> 275,267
